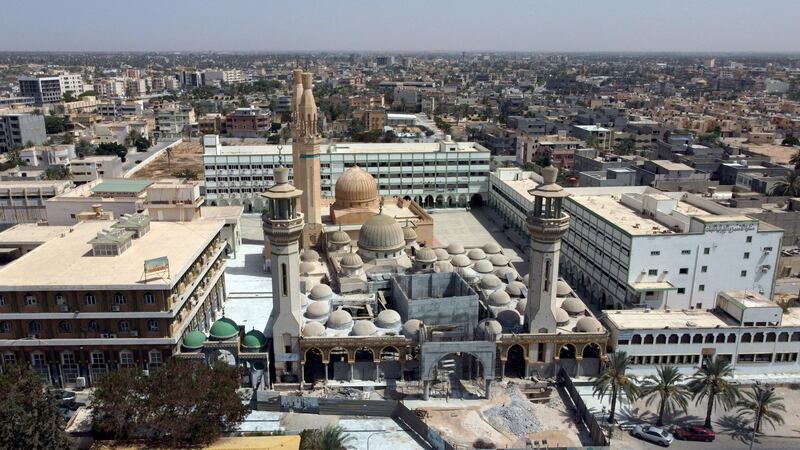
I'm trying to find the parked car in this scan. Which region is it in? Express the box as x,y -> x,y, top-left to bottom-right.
631,424 -> 674,447
674,425 -> 715,442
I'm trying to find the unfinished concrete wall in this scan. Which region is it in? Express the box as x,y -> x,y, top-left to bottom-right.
390,273 -> 479,339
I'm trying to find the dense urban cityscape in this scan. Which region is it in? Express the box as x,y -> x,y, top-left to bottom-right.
2,2 -> 800,450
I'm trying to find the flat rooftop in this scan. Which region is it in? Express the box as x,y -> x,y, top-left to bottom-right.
604,306 -> 800,330
92,179 -> 153,194
0,180 -> 71,189
0,219 -> 224,290
207,141 -> 487,156
0,224 -> 74,245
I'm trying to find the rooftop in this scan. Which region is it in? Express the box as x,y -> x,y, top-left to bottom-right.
92,179 -> 153,194
206,141 -> 488,156
604,305 -> 800,330
0,224 -> 74,245
0,219 -> 224,290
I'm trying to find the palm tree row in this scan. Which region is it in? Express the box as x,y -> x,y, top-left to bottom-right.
592,352 -> 784,433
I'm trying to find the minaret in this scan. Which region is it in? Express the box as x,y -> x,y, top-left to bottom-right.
525,165 -> 570,333
290,69 -> 304,194
294,71 -> 322,225
260,166 -> 304,380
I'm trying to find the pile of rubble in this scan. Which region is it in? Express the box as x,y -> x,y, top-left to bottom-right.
483,383 -> 543,437
323,387 -> 365,400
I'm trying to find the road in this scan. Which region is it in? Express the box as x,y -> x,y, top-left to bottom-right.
613,430 -> 799,450
122,138 -> 180,175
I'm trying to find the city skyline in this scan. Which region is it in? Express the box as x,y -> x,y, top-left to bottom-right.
2,0 -> 800,53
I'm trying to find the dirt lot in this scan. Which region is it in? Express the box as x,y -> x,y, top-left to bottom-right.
421,381 -> 583,449
130,140 -> 204,180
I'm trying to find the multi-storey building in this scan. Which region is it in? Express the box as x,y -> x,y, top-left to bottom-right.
58,73 -> 86,97
202,134 -> 491,211
516,131 -> 583,168
154,104 -> 197,139
69,156 -> 123,185
19,76 -> 63,104
605,290 -> 800,376
0,180 -> 72,224
224,107 -> 272,138
488,174 -> 783,311
97,101 -> 145,118
0,114 -> 47,152
0,217 -> 227,387
19,145 -> 75,167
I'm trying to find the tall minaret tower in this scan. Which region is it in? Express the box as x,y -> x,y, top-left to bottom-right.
525,165 -> 571,333
290,69 -> 304,194
261,166 -> 304,380
293,71 -> 322,225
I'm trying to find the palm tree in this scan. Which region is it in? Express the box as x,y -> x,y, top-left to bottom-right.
688,357 -> 740,429
735,385 -> 786,434
769,169 -> 800,197
789,148 -> 800,168
300,425 -> 352,450
641,365 -> 691,426
591,351 -> 639,424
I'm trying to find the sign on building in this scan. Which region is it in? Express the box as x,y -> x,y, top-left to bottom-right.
143,256 -> 170,278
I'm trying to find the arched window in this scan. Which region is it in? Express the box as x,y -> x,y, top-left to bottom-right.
705,334 -> 714,343
147,320 -> 159,332
543,259 -> 551,292
715,334 -> 725,343
766,332 -> 776,342
24,293 -> 36,306
668,335 -> 679,344
88,320 -> 100,332
143,292 -> 155,304
792,332 -> 800,342
118,320 -> 129,332
85,293 -> 96,305
680,334 -> 690,344
27,321 -> 41,334
631,334 -> 642,345
113,293 -> 126,305
55,294 -> 66,305
0,321 -> 10,333
656,335 -> 667,344
644,334 -> 654,344
692,334 -> 703,344
754,332 -> 764,342
779,332 -> 789,342
58,321 -> 70,333
727,333 -> 736,343
0,294 -> 5,306
741,333 -> 752,343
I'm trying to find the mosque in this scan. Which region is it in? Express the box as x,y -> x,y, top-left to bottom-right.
180,70 -> 608,398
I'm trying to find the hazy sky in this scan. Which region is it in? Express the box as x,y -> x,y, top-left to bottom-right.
1,0 -> 798,53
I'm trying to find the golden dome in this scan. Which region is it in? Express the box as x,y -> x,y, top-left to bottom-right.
334,165 -> 378,209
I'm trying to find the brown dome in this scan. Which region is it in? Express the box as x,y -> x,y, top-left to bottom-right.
334,165 -> 378,208
358,213 -> 406,253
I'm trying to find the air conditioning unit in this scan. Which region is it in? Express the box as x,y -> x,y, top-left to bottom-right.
130,330 -> 139,337
75,377 -> 87,388
100,333 -> 110,338
59,305 -> 69,312
111,305 -> 121,312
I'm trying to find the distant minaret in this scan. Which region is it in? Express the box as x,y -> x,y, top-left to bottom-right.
261,166 -> 304,380
525,165 -> 570,333
290,69 -> 304,194
293,71 -> 322,225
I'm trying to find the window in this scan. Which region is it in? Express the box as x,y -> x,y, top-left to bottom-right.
744,252 -> 750,259
0,294 -> 4,306
656,335 -> 667,344
696,303 -> 703,309
91,352 -> 105,365
55,294 -> 66,305
741,333 -> 752,343
119,351 -> 134,367
118,320 -> 129,332
650,251 -> 661,256
698,284 -> 705,292
681,250 -> 691,255
113,293 -> 126,305
740,270 -> 747,277
677,288 -> 686,294
27,321 -> 41,335
3,353 -> 15,366
701,266 -> 707,273
143,292 -> 155,305
148,350 -> 163,370
746,236 -> 752,243
0,321 -> 9,333
24,294 -> 36,306
679,268 -> 688,274
147,320 -> 159,332
58,321 -> 70,333
648,269 -> 658,276
88,320 -> 100,332
85,293 -> 96,305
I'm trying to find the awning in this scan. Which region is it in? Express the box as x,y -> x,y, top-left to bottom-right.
628,281 -> 678,292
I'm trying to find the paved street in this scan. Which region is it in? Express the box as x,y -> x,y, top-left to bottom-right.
613,430 -> 799,450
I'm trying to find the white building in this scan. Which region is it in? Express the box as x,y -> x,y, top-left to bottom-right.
202,134 -> 490,211
488,176 -> 783,311
58,73 -> 86,96
0,180 -> 73,224
605,290 -> 800,376
69,156 -> 123,185
19,145 -> 75,167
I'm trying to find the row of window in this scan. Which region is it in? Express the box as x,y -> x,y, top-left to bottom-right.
2,292 -> 157,307
2,349 -> 163,370
205,160 -> 491,171
621,331 -> 800,346
4,319 -> 161,336
630,354 -> 702,366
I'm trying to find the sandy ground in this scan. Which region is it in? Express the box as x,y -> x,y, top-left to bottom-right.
130,140 -> 204,179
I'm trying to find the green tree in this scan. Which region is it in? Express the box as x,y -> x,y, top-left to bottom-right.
783,136 -> 800,147
91,360 -> 249,447
614,137 -> 636,155
769,170 -> 800,196
300,425 -> 352,450
44,166 -> 72,180
62,91 -> 76,103
0,365 -> 72,449
75,139 -> 95,157
95,142 -> 128,162
591,351 -> 639,424
735,385 -> 785,433
790,150 -> 800,169
687,357 -> 740,429
78,90 -> 96,98
0,148 -> 23,171
44,115 -> 67,134
641,365 -> 691,426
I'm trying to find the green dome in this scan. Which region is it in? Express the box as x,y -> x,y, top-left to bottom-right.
241,329 -> 267,352
182,330 -> 207,350
209,317 -> 239,340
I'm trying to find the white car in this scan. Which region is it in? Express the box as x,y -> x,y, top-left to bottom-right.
631,424 -> 674,447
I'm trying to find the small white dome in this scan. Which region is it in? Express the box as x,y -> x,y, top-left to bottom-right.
495,266 -> 518,281
473,260 -> 494,274
309,284 -> 333,301
376,309 -> 401,328
434,261 -> 454,273
576,316 -> 604,333
305,301 -> 330,319
556,280 -> 572,297
451,254 -> 471,267
482,242 -> 502,255
351,320 -> 377,336
490,254 -> 509,267
434,248 -> 450,261
506,281 -> 526,297
403,226 -> 417,241
477,319 -> 503,337
446,243 -> 465,255
327,309 -> 353,330
415,247 -> 437,263
467,248 -> 486,261
330,229 -> 351,246
402,319 -> 423,339
480,274 -> 502,290
556,308 -> 570,325
562,297 -> 586,315
301,249 -> 320,263
340,252 -> 363,269
302,321 -> 326,337
300,261 -> 316,275
488,290 -> 512,306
